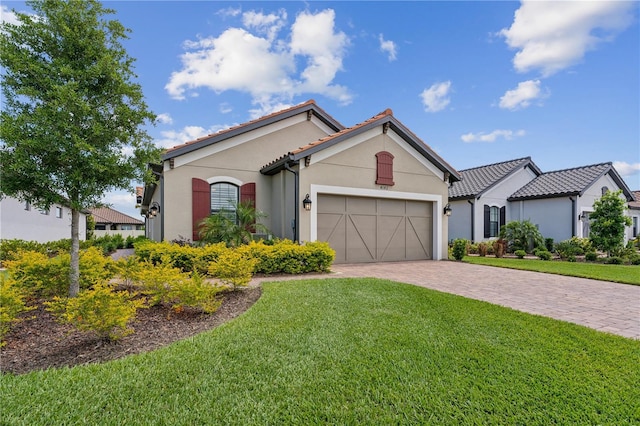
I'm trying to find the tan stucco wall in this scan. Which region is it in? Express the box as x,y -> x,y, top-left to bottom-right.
162,119 -> 329,241
298,129 -> 451,258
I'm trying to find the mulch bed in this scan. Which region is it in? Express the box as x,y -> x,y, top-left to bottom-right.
1,287 -> 261,375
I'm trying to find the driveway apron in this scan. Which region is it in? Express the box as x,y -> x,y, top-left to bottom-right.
253,261 -> 640,339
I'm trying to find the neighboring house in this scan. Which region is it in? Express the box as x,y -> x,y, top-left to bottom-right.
0,196 -> 87,242
628,191 -> 640,241
509,163 -> 634,242
89,207 -> 145,239
448,159 -> 635,244
140,100 -> 461,262
448,157 -> 542,242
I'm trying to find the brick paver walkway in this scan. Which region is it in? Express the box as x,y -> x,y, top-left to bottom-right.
252,261 -> 640,339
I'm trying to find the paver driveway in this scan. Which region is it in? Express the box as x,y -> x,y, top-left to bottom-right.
253,261 -> 640,339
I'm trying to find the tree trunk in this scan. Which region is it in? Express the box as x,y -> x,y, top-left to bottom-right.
69,208 -> 81,297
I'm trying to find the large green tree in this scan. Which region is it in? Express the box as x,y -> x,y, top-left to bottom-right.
0,0 -> 160,296
588,189 -> 632,256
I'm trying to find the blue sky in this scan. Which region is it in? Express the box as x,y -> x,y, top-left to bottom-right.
2,1 -> 639,219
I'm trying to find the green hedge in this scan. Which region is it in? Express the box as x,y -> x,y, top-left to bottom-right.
135,239 -> 335,275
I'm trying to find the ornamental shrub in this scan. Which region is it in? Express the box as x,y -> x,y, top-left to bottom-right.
4,250 -> 69,298
45,282 -> 145,341
629,253 -> 640,265
514,250 -> 527,259
535,249 -> 552,261
499,220 -> 544,253
133,260 -> 187,307
555,237 -> 592,259
208,249 -> 256,289
604,256 -> 624,265
169,272 -> 222,315
585,251 -> 598,262
0,276 -> 35,347
477,242 -> 488,257
493,239 -> 506,258
451,239 -> 468,261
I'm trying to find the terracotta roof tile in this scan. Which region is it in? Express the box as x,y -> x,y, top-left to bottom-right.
629,190 -> 640,209
89,207 -> 144,225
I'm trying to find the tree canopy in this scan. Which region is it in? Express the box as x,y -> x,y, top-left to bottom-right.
0,0 -> 160,296
588,189 -> 632,256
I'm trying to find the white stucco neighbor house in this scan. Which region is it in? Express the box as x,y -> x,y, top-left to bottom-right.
139,100 -> 461,262
628,191 -> 640,242
88,207 -> 145,239
0,196 -> 87,243
448,158 -> 635,245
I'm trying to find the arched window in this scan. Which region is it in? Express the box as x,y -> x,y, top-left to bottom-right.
601,186 -> 609,196
211,182 -> 239,221
484,205 -> 506,238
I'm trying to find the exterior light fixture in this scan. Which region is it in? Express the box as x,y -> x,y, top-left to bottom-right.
443,203 -> 452,216
149,201 -> 160,217
303,194 -> 312,211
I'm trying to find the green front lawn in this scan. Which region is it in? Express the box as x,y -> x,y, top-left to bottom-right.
2,278 -> 638,424
464,256 -> 640,285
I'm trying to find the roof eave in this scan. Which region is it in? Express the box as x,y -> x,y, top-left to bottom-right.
162,103 -> 344,161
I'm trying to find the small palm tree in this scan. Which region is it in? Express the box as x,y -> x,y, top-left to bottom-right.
198,200 -> 269,247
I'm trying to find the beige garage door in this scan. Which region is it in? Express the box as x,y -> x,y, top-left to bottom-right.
317,194 -> 433,263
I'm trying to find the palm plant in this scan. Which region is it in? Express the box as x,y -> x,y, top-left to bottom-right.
198,200 -> 269,247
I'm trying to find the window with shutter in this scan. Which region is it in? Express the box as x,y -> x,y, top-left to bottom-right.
375,151 -> 395,186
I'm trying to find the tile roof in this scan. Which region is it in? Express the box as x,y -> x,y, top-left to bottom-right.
161,100 -> 343,159
449,157 -> 540,199
260,108 -> 461,182
508,162 -> 614,201
89,207 -> 144,225
629,191 -> 640,210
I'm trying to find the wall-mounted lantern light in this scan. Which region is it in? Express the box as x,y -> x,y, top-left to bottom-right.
149,201 -> 161,218
443,203 -> 452,216
303,194 -> 312,211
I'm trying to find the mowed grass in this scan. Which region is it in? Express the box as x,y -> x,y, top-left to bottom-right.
2,278 -> 639,425
465,255 -> 640,285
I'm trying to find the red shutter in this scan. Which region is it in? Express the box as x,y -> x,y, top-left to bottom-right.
240,182 -> 256,232
375,151 -> 395,186
240,182 -> 256,206
192,178 -> 210,241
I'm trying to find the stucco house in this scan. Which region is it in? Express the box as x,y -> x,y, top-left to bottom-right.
88,207 -> 145,238
628,191 -> 640,241
140,100 -> 461,262
448,158 -> 635,244
448,157 -> 542,242
0,196 -> 87,243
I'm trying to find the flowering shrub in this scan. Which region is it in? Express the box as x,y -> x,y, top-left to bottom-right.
0,276 -> 35,346
45,282 -> 145,341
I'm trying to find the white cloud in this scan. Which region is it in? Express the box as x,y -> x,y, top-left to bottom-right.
500,1 -> 635,76
420,81 -> 452,113
217,7 -> 242,18
219,103 -> 233,114
242,9 -> 287,41
379,34 -> 397,61
1,5 -> 20,26
156,113 -> 173,125
461,129 -> 526,143
166,8 -> 351,112
154,125 -> 231,149
613,161 -> 640,177
499,79 -> 544,110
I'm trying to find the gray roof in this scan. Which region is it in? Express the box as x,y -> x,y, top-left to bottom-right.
508,162 -> 633,201
449,157 -> 541,199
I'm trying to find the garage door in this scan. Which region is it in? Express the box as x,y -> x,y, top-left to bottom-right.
317,194 -> 433,263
